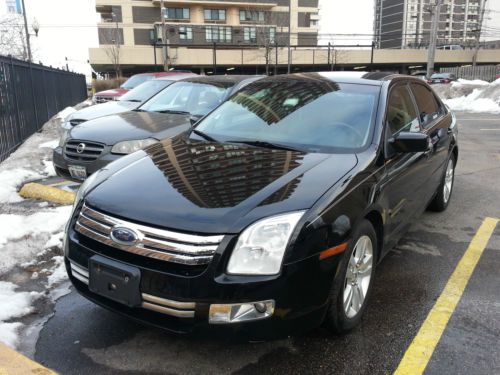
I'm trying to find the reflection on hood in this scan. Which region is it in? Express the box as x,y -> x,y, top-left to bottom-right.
144,136 -> 305,208
232,73 -> 340,125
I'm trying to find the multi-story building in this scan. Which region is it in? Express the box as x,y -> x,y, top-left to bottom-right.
374,0 -> 484,49
90,0 -> 320,74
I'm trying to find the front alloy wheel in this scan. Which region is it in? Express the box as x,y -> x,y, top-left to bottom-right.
324,219 -> 378,333
343,235 -> 374,318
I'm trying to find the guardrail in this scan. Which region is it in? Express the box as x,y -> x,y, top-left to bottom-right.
0,55 -> 87,162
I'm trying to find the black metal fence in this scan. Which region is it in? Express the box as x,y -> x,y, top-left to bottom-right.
0,55 -> 87,162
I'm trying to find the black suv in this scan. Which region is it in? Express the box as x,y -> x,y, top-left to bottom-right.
64,72 -> 458,340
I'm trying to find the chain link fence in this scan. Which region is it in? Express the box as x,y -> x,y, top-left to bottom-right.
0,55 -> 87,162
440,65 -> 500,82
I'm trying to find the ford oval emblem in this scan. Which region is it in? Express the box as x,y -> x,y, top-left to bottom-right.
110,226 -> 139,246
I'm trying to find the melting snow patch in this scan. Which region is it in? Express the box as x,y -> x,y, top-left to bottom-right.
0,207 -> 72,273
0,282 -> 40,349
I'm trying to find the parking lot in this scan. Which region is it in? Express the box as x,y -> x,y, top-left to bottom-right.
30,112 -> 499,375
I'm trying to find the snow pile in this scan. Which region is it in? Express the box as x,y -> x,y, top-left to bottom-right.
0,206 -> 72,272
0,169 -> 42,203
38,140 -> 59,149
439,78 -> 500,113
0,282 -> 40,348
55,106 -> 77,121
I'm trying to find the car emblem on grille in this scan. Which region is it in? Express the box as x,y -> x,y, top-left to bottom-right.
110,226 -> 139,246
76,143 -> 86,154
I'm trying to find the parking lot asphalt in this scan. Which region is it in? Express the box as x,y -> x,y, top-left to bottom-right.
34,112 -> 500,375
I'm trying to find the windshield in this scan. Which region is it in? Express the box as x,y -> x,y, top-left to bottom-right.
431,73 -> 451,79
192,75 -> 380,153
139,81 -> 231,116
121,75 -> 154,89
119,80 -> 173,102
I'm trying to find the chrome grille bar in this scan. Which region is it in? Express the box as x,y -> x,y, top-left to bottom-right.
69,261 -> 196,318
75,204 -> 224,265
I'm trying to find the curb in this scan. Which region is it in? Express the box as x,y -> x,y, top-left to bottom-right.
0,343 -> 56,374
19,182 -> 76,205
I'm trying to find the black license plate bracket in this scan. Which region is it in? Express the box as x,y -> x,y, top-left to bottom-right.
88,255 -> 141,308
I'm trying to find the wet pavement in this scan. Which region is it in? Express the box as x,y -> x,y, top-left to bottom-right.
35,112 -> 500,374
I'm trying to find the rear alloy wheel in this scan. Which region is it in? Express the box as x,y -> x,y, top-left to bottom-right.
324,219 -> 377,333
428,154 -> 456,212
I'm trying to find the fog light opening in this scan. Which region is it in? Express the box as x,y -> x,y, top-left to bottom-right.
209,300 -> 275,324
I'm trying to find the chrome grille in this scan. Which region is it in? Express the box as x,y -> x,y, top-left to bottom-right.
69,261 -> 196,318
75,204 -> 224,265
64,140 -> 104,162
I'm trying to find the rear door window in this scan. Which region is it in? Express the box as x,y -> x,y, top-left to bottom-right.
410,83 -> 442,127
386,85 -> 421,135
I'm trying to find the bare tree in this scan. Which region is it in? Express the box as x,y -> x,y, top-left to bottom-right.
100,25 -> 122,77
0,15 -> 30,60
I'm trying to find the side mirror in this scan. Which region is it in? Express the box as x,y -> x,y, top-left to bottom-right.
389,131 -> 429,153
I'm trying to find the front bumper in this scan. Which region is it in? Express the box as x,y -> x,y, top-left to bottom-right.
64,215 -> 339,340
53,146 -> 121,182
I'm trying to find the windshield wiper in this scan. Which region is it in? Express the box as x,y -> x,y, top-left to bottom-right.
125,99 -> 142,103
156,109 -> 190,115
228,140 -> 302,152
191,129 -> 218,142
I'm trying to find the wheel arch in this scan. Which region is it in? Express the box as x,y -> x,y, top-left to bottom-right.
364,210 -> 384,262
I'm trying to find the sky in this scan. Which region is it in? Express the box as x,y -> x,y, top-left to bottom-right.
1,0 -> 499,78
318,0 -> 375,46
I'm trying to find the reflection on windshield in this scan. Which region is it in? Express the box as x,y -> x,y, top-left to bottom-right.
232,74 -> 340,125
144,136 -> 304,208
121,75 -> 153,89
140,81 -> 230,116
195,73 -> 379,152
119,80 -> 172,102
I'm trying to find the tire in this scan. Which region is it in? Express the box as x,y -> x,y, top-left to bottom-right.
324,219 -> 378,333
428,153 -> 456,212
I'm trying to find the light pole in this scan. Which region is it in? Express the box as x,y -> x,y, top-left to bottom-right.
287,0 -> 291,73
426,0 -> 443,79
160,0 -> 169,71
20,0 -> 32,61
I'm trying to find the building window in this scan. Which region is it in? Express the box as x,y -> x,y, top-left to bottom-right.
239,10 -> 265,22
204,9 -> 226,21
269,28 -> 275,43
244,27 -> 257,42
166,8 -> 190,20
206,26 -> 232,42
179,26 -> 193,40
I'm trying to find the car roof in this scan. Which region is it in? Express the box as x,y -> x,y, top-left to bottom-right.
256,71 -> 430,86
155,74 -> 197,81
176,75 -> 263,86
133,72 -> 194,77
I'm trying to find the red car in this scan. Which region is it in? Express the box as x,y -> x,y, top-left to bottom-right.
93,72 -> 193,104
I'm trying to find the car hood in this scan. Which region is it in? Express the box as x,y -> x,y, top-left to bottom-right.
95,88 -> 129,97
68,111 -> 191,145
85,136 -> 358,234
67,101 -> 139,122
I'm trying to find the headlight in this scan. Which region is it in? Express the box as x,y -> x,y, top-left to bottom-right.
227,211 -> 305,275
111,138 -> 157,155
58,130 -> 70,147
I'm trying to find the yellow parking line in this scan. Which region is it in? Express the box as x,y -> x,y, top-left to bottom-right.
394,217 -> 499,375
0,343 -> 56,374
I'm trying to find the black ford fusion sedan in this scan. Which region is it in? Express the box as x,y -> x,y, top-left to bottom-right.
64,72 -> 458,340
53,75 -> 260,181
